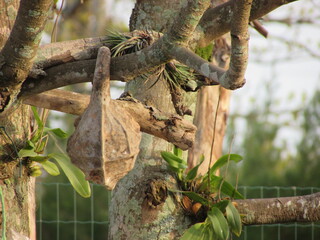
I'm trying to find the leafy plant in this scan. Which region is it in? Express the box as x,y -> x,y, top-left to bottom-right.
18,107 -> 91,198
161,147 -> 243,239
105,30 -> 199,91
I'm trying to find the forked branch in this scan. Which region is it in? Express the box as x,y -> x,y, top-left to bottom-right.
18,0 -> 296,97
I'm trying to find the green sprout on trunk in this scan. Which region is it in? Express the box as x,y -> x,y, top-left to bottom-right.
161,147 -> 243,240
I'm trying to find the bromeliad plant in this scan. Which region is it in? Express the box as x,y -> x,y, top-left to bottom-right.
105,30 -> 199,92
161,148 -> 243,240
18,107 -> 91,198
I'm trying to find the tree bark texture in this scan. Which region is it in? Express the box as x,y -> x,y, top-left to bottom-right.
0,0 -> 52,89
107,0 -> 231,239
108,1 -> 194,239
0,0 -> 19,48
236,192 -> 320,224
0,2 -> 35,239
0,105 -> 35,240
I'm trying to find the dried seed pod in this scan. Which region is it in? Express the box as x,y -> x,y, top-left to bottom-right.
192,202 -> 202,215
232,201 -> 238,208
182,195 -> 192,212
67,47 -> 141,190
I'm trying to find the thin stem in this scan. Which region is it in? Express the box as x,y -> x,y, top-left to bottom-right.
207,87 -> 222,192
51,0 -> 65,43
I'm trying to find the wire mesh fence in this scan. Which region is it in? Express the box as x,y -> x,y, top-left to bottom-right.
236,186 -> 320,240
36,183 -> 320,240
36,182 -> 110,240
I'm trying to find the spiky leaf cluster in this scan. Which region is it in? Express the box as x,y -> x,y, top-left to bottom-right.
105,31 -> 198,90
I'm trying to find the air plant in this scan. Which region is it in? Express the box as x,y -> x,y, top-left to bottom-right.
105,30 -> 198,91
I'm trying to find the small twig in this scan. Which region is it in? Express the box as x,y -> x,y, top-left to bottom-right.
251,19 -> 268,38
235,172 -> 239,195
208,87 -> 222,193
51,0 -> 64,42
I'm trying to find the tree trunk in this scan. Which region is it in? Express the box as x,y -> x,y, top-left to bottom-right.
108,1 -> 230,239
0,105 -> 35,240
0,1 -> 35,239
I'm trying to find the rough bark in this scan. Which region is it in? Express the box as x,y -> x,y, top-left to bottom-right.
0,0 -> 20,48
0,2 -> 36,239
108,1 -> 193,239
0,105 -> 35,240
23,89 -> 196,150
0,0 -> 52,89
17,0 -> 297,98
235,192 -> 320,224
192,0 -> 298,47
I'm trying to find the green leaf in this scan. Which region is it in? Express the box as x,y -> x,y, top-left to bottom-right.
40,160 -> 60,176
207,207 -> 229,240
25,140 -> 35,149
18,141 -> 37,158
173,146 -> 183,158
220,180 -> 244,199
161,151 -> 187,170
49,153 -> 91,198
35,138 -> 47,153
213,200 -> 229,213
30,106 -> 44,143
180,222 -> 208,240
30,156 -> 49,163
185,155 -> 204,181
226,201 -> 242,237
30,129 -> 43,144
199,174 -> 222,192
170,189 -> 209,206
161,151 -> 187,164
210,154 -> 243,175
45,127 -> 68,139
31,106 -> 43,129
199,175 -> 244,199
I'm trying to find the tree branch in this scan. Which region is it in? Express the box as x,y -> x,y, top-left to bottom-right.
235,192 -> 320,224
20,59 -> 96,98
165,0 -> 211,45
218,0 -> 252,90
169,0 -> 253,90
0,0 -> 52,89
23,89 -> 197,150
192,0 -> 298,47
18,0 -> 297,97
34,36 -> 110,70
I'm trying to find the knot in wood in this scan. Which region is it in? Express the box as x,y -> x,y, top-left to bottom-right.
145,179 -> 168,208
